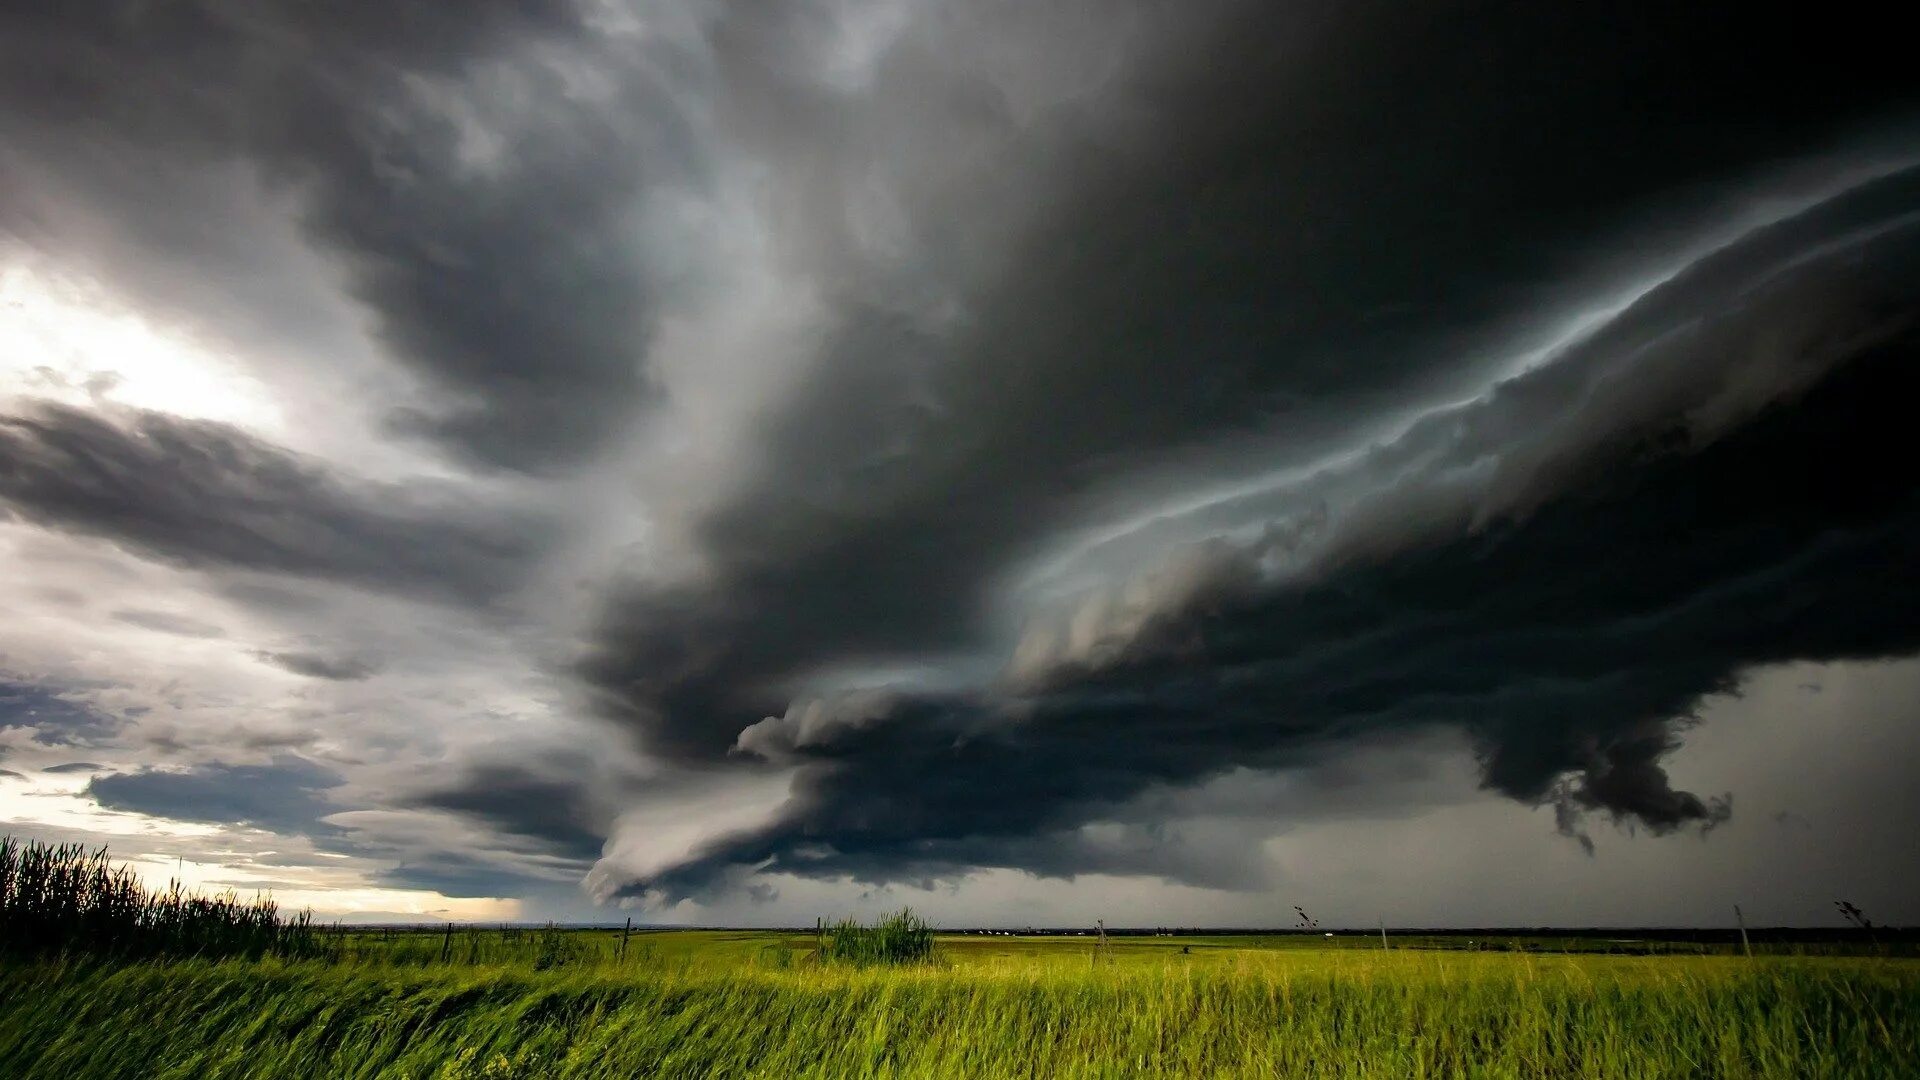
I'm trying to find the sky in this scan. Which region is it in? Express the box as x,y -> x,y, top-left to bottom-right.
1,2 -> 1918,928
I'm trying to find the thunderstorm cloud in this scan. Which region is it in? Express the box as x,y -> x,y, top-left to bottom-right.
0,1 -> 1916,925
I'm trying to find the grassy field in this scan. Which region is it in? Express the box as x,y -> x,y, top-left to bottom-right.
3,929 -> 1916,1078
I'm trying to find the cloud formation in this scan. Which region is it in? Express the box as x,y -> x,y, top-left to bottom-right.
0,680 -> 124,748
0,1 -> 1917,920
568,7 -> 1920,898
0,402 -> 545,604
87,757 -> 346,837
253,651 -> 382,682
404,757 -> 611,865
0,2 -> 703,471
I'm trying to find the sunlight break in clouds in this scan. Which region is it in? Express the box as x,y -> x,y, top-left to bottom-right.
0,264 -> 282,432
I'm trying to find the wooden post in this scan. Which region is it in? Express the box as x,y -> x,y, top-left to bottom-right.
1734,904 -> 1752,957
620,916 -> 632,962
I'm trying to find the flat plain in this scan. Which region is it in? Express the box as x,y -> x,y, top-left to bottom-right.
3,928 -> 1915,1078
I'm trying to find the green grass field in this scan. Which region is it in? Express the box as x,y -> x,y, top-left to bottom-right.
3,930 -> 1916,1078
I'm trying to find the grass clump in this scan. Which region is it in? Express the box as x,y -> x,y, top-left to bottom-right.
818,907 -> 937,966
0,836 -> 318,961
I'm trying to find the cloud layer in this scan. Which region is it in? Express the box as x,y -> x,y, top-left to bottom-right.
0,402 -> 545,604
1,1 -> 1917,921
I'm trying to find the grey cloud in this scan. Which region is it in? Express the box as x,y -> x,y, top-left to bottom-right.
615,203 -> 1920,900
86,756 -> 345,837
219,583 -> 330,614
0,1 -> 700,471
580,2 -> 1920,765
401,758 -> 609,865
0,680 -> 123,747
326,783 -> 607,898
5,1 -> 1920,915
82,755 -> 598,900
254,651 -> 382,682
732,690 -> 902,763
40,762 -> 105,775
111,609 -> 226,639
559,4 -> 1920,901
1018,171 -> 1920,682
0,402 -> 547,604
374,856 -> 581,901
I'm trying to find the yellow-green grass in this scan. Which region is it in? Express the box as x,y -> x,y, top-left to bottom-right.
3,934 -> 1916,1078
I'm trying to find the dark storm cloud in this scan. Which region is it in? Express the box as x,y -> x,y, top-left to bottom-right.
254,651 -> 382,682
0,402 -> 546,603
576,1 -> 1920,900
403,758 -> 608,864
580,1 -> 1920,764
0,680 -> 123,747
629,311 -> 1920,897
82,755 -> 597,897
87,756 -> 345,836
365,752 -> 618,897
0,1 -> 697,471
7,0 -> 1920,912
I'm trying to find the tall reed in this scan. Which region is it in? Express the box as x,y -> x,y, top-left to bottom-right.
818,908 -> 937,965
0,836 -> 318,961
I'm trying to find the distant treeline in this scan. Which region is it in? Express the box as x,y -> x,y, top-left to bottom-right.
0,837 -> 319,961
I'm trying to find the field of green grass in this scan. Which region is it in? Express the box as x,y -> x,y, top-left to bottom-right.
3,929 -> 1916,1078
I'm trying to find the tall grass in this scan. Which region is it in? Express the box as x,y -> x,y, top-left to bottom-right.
1,951 -> 1913,1078
818,907 -> 937,965
0,837 -> 318,961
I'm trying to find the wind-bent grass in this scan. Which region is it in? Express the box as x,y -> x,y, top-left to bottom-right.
2,947 -> 1915,1078
1,856 -> 1913,1079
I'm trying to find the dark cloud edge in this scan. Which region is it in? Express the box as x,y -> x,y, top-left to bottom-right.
610,226 -> 1920,902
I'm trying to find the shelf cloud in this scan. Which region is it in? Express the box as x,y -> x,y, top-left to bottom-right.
2,1 -> 1917,923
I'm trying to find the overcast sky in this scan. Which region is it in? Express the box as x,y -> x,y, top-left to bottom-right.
2,2 -> 1918,927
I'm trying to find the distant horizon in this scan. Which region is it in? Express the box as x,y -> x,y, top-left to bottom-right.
316,919 -> 1912,936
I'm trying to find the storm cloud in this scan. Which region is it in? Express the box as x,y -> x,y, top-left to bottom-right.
2,1 -> 1918,922
578,3 -> 1920,760
641,314 -> 1919,897
0,1 -> 701,471
87,757 -> 346,837
0,401 -> 545,604
568,5 -> 1920,899
404,758 -> 611,865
